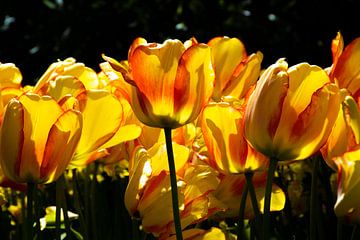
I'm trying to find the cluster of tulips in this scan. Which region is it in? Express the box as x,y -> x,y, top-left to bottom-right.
0,31 -> 360,240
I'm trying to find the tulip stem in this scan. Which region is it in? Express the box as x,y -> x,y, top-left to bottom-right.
72,169 -> 89,240
56,178 -> 62,240
59,174 -> 72,240
26,182 -> 35,240
310,156 -> 320,240
237,179 -> 248,240
164,128 -> 183,240
245,172 -> 262,237
263,157 -> 278,240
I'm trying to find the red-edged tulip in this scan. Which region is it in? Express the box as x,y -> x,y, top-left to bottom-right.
125,143 -> 225,238
104,37 -> 215,129
200,100 -> 268,174
0,93 -> 82,183
244,58 -> 341,161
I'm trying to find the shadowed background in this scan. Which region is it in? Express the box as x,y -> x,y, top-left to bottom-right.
0,0 -> 359,85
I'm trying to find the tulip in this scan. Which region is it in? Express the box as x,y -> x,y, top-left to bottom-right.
125,143 -> 225,238
244,58 -> 341,239
200,100 -> 268,174
207,36 -> 263,102
105,37 -> 215,129
0,93 -> 82,184
245,58 -> 341,161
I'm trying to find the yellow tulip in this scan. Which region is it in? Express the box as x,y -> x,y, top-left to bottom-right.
104,37 -> 215,129
125,143 -> 225,238
244,58 -> 341,161
0,93 -> 82,183
200,100 -> 268,174
208,36 -> 263,101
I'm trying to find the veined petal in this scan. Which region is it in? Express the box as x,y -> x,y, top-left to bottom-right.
71,90 -> 123,166
201,102 -> 248,173
208,37 -> 247,101
139,172 -> 185,235
222,51 -> 263,100
277,84 -> 341,160
245,59 -> 289,157
41,110 -> 82,183
174,44 -> 214,125
125,146 -> 151,214
183,164 -> 219,203
0,99 -> 24,183
19,94 -> 63,182
333,37 -> 360,93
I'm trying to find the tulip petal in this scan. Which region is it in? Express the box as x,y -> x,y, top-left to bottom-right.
0,99 -> 24,183
48,76 -> 86,101
71,90 -> 123,166
19,94 -> 63,182
333,37 -> 360,94
41,110 -> 82,183
208,37 -> 247,101
174,44 -> 214,125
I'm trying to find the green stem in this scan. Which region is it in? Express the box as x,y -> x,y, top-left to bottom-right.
91,163 -> 99,240
164,128 -> 183,240
34,187 -> 42,240
72,169 -> 89,240
20,192 -> 26,240
26,182 -> 35,240
310,156 -> 319,240
59,174 -> 72,240
56,178 -> 62,240
237,179 -> 249,240
262,157 -> 278,240
245,172 -> 262,238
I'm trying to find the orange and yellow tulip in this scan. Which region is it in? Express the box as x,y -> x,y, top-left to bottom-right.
125,143 -> 225,238
105,37 -> 215,129
207,36 -> 263,102
244,58 -> 341,161
0,93 -> 82,183
200,100 -> 268,174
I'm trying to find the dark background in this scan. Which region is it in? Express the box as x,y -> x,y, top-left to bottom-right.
1,0 -> 359,86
